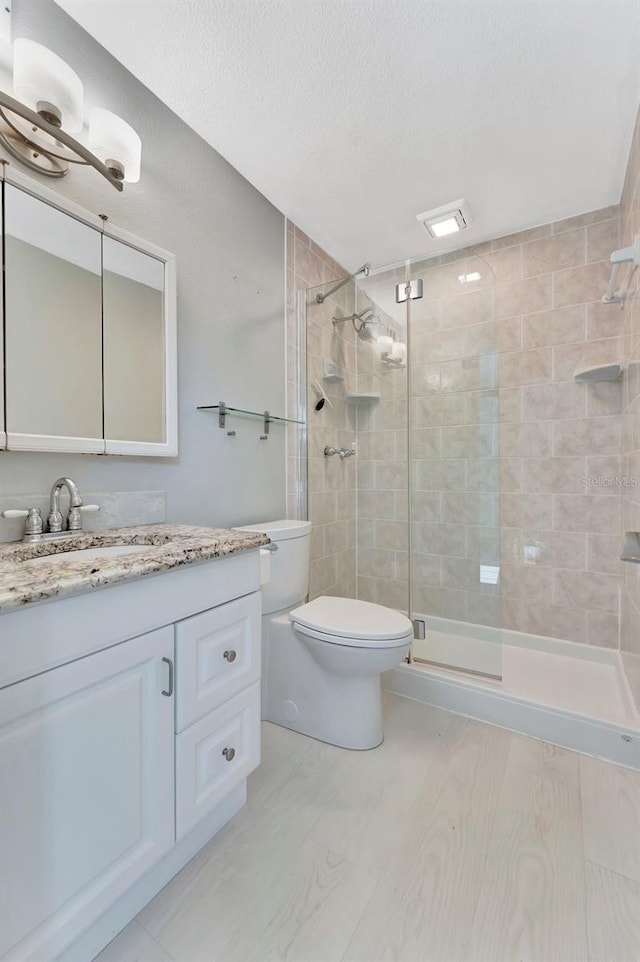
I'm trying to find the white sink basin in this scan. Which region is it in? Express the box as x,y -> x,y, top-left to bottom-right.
26,544 -> 155,566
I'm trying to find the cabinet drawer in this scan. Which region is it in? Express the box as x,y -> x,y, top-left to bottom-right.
176,682 -> 260,840
175,591 -> 261,731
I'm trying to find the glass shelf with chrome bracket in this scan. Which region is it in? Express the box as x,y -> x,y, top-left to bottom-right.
196,401 -> 305,439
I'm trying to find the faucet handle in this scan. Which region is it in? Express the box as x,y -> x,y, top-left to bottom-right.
2,508 -> 43,538
68,504 -> 99,532
68,503 -> 100,532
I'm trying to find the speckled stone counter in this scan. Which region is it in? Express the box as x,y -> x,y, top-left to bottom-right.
0,523 -> 269,614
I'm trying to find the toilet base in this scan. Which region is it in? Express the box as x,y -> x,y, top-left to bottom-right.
262,612 -> 397,750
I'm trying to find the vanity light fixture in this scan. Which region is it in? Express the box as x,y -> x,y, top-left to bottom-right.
0,39 -> 141,190
417,199 -> 472,239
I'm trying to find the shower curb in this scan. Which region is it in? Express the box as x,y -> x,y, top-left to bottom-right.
384,664 -> 640,770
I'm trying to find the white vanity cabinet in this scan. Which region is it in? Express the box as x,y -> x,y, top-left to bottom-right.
0,627 -> 175,962
174,591 -> 262,838
0,550 -> 262,962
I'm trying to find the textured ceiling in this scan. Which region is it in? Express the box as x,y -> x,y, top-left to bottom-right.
56,0 -> 640,270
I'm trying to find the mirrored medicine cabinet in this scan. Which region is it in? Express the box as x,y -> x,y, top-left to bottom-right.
0,169 -> 177,456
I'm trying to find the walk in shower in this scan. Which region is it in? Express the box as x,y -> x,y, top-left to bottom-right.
296,220 -> 640,764
303,250 -> 502,679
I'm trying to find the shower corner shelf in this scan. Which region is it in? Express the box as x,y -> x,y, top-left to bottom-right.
197,401 -> 305,438
344,392 -> 381,404
573,363 -> 622,383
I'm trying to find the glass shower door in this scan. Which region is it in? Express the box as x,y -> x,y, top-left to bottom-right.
407,253 -> 502,678
352,266 -> 410,617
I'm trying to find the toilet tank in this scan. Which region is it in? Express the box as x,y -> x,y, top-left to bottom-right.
233,520 -> 311,614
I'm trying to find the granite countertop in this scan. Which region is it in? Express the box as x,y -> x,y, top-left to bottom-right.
0,523 -> 269,614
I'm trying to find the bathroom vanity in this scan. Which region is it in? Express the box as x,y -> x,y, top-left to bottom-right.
0,524 -> 267,962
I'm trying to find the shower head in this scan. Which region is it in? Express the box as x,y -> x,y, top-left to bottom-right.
353,306 -> 381,341
332,305 -> 382,341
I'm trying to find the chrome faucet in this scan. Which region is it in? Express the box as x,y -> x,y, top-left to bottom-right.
1,478 -> 100,542
48,477 -> 84,532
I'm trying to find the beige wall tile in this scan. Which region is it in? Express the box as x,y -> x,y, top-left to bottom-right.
441,356 -> 498,393
502,597 -> 587,643
500,348 -> 553,387
500,422 -> 553,457
523,457 -> 587,494
553,337 -> 623,382
522,229 -> 585,278
588,534 -> 624,575
495,274 -> 553,319
501,492 -> 554,529
522,305 -> 586,349
586,300 -> 625,340
522,382 -> 586,421
587,610 -> 619,648
466,317 -> 522,356
480,245 -> 523,283
441,288 -> 493,328
553,417 -> 620,456
552,205 -> 619,233
492,223 -> 551,250
554,569 -> 619,614
586,218 -> 620,264
516,530 -> 588,570
554,494 -> 620,534
466,390 -> 499,424
553,260 -> 611,307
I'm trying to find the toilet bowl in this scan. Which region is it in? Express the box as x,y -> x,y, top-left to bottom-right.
233,520 -> 413,750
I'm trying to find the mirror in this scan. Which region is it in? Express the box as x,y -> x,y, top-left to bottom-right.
3,184 -> 103,451
103,236 -> 166,446
1,174 -> 177,457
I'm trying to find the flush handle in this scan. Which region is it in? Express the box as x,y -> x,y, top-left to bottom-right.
223,649 -> 237,663
222,747 -> 236,762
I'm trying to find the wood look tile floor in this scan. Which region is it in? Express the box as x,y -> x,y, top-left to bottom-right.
94,694 -> 640,962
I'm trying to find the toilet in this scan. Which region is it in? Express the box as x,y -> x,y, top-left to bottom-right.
234,520 -> 413,750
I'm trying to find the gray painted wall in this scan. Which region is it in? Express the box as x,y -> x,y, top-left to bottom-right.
0,0 -> 287,536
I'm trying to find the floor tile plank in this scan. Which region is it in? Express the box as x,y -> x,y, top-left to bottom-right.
88,696 -> 637,962
585,862 -> 640,962
343,721 -> 511,961
580,755 -> 640,881
93,921 -> 174,962
470,767 -> 587,962
508,731 -> 581,787
218,839 -> 377,962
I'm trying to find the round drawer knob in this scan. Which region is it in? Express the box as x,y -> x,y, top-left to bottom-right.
223,649 -> 237,663
222,747 -> 236,762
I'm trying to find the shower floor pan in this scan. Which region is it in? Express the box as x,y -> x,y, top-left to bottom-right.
384,617 -> 640,770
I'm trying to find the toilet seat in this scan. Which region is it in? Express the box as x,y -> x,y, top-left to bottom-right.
290,596 -> 413,649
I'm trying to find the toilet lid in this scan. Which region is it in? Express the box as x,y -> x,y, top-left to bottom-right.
290,596 -> 413,645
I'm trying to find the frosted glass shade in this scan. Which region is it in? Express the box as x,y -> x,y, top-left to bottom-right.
13,39 -> 84,132
89,108 -> 141,183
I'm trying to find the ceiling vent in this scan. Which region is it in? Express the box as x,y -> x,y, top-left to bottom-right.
416,200 -> 472,239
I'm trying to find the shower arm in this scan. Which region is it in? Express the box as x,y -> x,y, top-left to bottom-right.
315,263 -> 371,303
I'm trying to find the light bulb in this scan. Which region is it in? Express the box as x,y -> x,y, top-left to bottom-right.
89,107 -> 141,183
13,38 -> 84,132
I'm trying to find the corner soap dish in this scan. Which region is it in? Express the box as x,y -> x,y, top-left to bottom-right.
344,392 -> 381,404
573,363 -> 622,383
